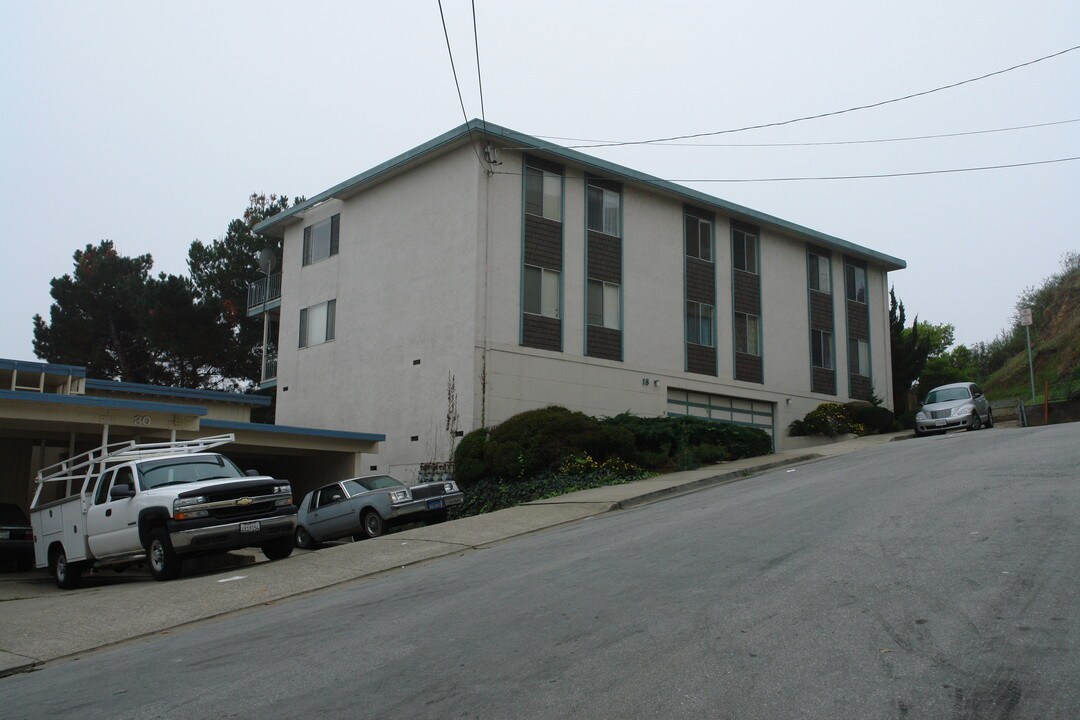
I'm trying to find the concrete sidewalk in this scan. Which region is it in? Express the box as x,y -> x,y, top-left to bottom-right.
0,431 -> 908,676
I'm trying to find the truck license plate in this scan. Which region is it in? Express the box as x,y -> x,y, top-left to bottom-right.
426,498 -> 444,510
240,521 -> 261,534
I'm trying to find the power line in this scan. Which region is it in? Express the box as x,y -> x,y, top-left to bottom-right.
437,0 -> 484,166
671,156 -> 1080,182
534,118 -> 1080,148
471,0 -> 487,136
491,156 -> 1080,183
557,45 -> 1080,149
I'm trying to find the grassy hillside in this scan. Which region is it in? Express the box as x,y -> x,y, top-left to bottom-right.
982,257 -> 1080,403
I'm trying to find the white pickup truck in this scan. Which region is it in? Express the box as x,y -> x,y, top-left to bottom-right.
30,434 -> 297,588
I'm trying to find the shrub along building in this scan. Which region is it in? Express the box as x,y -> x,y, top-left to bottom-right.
248,121 -> 906,479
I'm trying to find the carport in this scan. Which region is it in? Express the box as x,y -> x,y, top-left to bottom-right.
0,359 -> 384,513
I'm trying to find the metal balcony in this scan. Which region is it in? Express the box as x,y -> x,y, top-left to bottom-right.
247,273 -> 282,315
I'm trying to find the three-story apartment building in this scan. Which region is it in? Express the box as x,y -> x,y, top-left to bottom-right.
249,121 -> 905,478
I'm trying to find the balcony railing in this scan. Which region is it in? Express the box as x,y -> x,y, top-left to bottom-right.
247,273 -> 282,311
263,354 -> 278,382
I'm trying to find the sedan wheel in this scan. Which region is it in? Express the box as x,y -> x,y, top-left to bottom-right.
359,510 -> 385,539
968,412 -> 982,431
294,525 -> 316,550
985,408 -> 994,428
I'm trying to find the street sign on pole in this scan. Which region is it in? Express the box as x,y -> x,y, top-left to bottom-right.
1022,308 -> 1035,401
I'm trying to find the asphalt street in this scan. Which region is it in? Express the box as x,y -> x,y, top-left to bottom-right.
3,424 -> 1078,719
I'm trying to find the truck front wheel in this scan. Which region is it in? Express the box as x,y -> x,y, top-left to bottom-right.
261,536 -> 294,561
147,528 -> 182,581
51,546 -> 83,590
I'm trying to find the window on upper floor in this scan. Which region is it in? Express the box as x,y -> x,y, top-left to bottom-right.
848,338 -> 870,376
524,265 -> 560,319
732,227 -> 758,274
303,215 -> 340,266
734,312 -> 761,356
299,299 -> 336,348
811,329 -> 833,369
524,165 -> 562,222
808,252 -> 831,294
686,301 -> 714,347
587,279 -> 620,330
587,183 -> 621,237
845,264 -> 867,303
685,215 -> 713,262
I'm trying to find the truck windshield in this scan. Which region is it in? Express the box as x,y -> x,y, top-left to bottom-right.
138,455 -> 246,490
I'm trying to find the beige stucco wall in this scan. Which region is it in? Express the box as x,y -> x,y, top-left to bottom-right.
275,144 -> 483,479
274,142 -> 899,472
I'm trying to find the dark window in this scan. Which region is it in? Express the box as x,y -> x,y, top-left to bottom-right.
845,264 -> 867,303
94,469 -> 116,505
524,165 -> 562,221
315,485 -> 345,508
811,329 -> 832,369
848,338 -> 870,376
303,214 -> 340,266
734,313 -> 760,355
685,215 -> 712,261
524,265 -> 560,318
299,299 -> 336,348
587,279 -> 620,329
732,227 -> 758,274
686,302 -> 714,347
587,184 -> 621,237
808,253 -> 830,293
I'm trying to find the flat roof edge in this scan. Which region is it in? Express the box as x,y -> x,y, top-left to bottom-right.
201,418 -> 385,443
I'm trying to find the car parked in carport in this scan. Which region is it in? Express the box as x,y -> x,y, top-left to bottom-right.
1,503 -> 35,572
294,475 -> 464,548
915,381 -> 993,436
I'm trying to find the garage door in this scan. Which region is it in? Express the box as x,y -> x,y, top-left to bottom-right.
666,388 -> 775,447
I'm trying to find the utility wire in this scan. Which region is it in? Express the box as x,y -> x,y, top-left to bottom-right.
491,156 -> 1080,183
557,45 -> 1080,149
472,0 -> 487,136
437,0 -> 484,166
535,118 -> 1080,148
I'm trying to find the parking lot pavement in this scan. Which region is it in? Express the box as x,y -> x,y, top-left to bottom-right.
0,432 -> 908,676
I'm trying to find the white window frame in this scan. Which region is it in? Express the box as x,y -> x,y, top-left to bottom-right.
587,184 -> 621,237
685,215 -> 713,262
686,301 -> 714,347
524,166 -> 562,222
848,338 -> 870,376
809,253 -> 831,294
587,279 -> 620,330
734,312 -> 761,356
299,299 -> 336,348
732,228 -> 758,274
811,329 -> 832,369
524,265 -> 560,319
845,264 -> 867,304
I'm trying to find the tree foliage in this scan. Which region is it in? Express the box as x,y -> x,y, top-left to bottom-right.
33,194 -> 299,390
187,193 -> 295,384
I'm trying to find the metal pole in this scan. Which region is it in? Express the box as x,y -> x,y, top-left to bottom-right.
1026,325 -> 1036,402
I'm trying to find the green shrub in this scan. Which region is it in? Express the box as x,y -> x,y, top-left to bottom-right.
601,412 -> 771,469
789,402 -> 851,437
843,401 -> 895,435
452,406 -> 635,487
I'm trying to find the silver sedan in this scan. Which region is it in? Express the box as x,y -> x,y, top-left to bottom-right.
914,382 -> 993,436
294,475 -> 464,548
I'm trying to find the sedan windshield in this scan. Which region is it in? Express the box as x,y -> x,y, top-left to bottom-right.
925,387 -> 971,404
138,455 -> 245,490
348,475 -> 404,493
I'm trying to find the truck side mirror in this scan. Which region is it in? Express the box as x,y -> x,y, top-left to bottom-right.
110,483 -> 135,500
244,469 -> 260,477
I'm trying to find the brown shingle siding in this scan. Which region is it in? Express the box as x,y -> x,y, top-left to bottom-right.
812,367 -> 836,395
587,233 -> 621,284
524,216 -> 562,271
686,258 -> 715,305
522,315 -> 561,352
686,343 -> 716,376
847,300 -> 869,340
810,291 -> 833,331
733,271 -> 760,315
586,326 -> 622,361
849,374 -> 871,401
735,352 -> 763,384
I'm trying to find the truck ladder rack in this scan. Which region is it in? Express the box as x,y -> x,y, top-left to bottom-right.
32,434 -> 237,505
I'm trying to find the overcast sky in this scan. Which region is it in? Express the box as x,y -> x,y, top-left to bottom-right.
2,1 -> 1077,363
